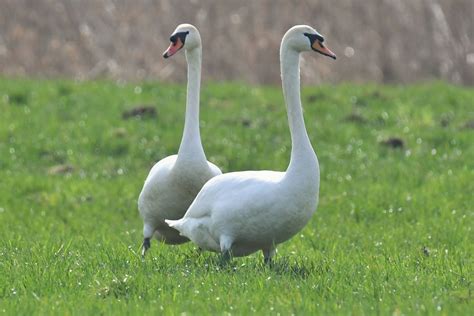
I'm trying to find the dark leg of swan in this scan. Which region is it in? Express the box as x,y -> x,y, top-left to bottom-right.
263,256 -> 272,265
142,223 -> 154,258
220,249 -> 233,264
219,235 -> 234,265
262,247 -> 276,265
141,237 -> 151,257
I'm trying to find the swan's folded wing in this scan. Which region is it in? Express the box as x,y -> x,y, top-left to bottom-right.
182,170 -> 284,219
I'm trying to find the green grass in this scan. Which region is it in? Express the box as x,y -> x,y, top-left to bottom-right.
0,78 -> 472,315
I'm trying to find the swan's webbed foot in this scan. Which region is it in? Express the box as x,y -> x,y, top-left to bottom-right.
141,237 -> 151,258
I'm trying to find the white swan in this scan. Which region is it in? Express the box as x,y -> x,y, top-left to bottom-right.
138,24 -> 221,256
166,25 -> 336,263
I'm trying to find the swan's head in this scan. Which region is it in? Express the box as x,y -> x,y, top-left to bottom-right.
163,24 -> 201,58
283,25 -> 336,59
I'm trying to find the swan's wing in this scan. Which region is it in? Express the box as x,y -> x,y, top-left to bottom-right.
141,155 -> 177,187
183,170 -> 284,219
138,155 -> 177,210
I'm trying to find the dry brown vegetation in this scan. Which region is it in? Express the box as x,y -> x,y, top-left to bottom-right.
0,0 -> 473,85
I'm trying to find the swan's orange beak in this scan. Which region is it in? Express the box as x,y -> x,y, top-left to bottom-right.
163,37 -> 184,59
312,41 -> 336,60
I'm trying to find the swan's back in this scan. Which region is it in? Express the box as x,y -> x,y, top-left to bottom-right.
183,170 -> 285,219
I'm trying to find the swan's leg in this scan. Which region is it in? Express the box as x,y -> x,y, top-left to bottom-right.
219,235 -> 234,263
142,223 -> 154,257
142,238 -> 151,257
262,246 -> 276,265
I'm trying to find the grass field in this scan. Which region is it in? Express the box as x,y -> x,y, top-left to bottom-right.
0,78 -> 472,314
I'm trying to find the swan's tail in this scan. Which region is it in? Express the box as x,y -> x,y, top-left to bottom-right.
166,217 -> 218,251
165,219 -> 185,235
166,218 -> 197,240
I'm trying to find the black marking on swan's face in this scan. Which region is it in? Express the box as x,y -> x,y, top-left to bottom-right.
170,31 -> 190,45
303,32 -> 336,60
303,32 -> 325,44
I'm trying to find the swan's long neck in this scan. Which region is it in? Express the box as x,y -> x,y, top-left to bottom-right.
176,47 -> 206,163
281,46 -> 318,176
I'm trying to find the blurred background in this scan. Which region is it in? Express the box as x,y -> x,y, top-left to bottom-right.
0,0 -> 473,85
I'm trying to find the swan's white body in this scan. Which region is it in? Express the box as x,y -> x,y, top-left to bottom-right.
139,24 -> 221,247
167,25 -> 335,261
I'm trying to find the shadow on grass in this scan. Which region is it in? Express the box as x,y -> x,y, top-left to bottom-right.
180,249 -> 320,279
135,245 -> 330,281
